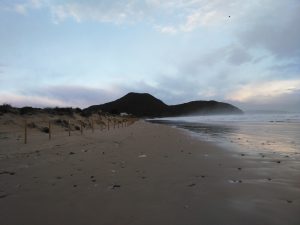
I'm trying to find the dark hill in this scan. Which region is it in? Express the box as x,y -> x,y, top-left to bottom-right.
86,92 -> 168,117
84,92 -> 243,117
168,100 -> 243,116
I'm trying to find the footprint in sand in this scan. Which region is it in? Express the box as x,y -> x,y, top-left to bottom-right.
0,171 -> 16,175
0,194 -> 8,199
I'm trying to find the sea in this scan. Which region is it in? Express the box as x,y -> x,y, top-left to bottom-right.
148,113 -> 300,156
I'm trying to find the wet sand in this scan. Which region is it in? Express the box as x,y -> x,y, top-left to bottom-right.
0,120 -> 300,225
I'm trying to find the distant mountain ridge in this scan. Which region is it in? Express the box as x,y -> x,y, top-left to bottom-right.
85,92 -> 243,117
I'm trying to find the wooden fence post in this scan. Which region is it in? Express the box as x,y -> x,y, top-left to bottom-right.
91,119 -> 94,133
49,121 -> 51,140
68,120 -> 71,136
24,120 -> 27,144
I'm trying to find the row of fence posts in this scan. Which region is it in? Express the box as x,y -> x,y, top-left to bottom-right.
23,118 -> 134,144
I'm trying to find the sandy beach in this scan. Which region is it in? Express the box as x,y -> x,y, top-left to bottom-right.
1,118 -> 300,225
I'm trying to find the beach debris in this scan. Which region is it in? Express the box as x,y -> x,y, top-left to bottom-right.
73,184 -> 77,188
0,171 -> 15,175
267,178 -> 272,181
259,153 -> 265,158
287,200 -> 293,203
237,167 -> 242,171
111,184 -> 121,189
69,151 -> 75,155
91,179 -> 97,183
90,176 -> 94,178
188,183 -> 196,187
201,175 -> 206,178
228,179 -> 242,184
276,160 -> 281,163
138,154 -> 147,158
241,154 -> 245,156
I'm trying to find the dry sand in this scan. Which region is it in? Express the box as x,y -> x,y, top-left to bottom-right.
0,117 -> 299,225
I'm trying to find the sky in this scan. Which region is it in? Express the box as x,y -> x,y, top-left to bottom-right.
0,0 -> 300,112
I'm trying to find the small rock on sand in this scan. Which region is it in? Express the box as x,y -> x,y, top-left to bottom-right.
111,184 -> 121,189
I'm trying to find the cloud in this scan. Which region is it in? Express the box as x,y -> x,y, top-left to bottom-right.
49,1 -> 145,24
0,92 -> 66,108
0,0 -> 42,14
236,0 -> 300,59
14,4 -> 27,15
226,79 -> 300,103
155,25 -> 177,34
0,85 -> 128,108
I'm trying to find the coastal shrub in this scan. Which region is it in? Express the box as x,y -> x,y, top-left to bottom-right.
44,107 -> 74,116
20,107 -> 40,115
40,127 -> 49,133
110,108 -> 120,115
75,108 -> 82,113
0,104 -> 18,114
80,110 -> 92,117
55,119 -> 69,127
27,122 -> 37,128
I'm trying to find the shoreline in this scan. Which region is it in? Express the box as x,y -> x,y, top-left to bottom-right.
0,120 -> 299,225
